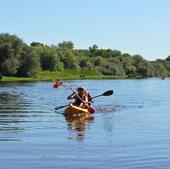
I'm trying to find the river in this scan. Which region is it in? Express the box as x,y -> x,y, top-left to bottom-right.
0,79 -> 170,169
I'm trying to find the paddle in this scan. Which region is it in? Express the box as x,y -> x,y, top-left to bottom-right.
55,90 -> 113,111
91,90 -> 113,99
88,90 -> 113,113
55,104 -> 70,110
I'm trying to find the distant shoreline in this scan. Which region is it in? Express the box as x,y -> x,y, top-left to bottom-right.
0,71 -> 144,82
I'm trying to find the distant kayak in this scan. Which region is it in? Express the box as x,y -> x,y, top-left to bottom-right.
53,83 -> 63,88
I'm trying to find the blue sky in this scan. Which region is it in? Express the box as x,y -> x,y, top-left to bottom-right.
0,0 -> 170,60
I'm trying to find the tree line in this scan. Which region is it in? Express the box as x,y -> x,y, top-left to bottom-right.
0,33 -> 170,78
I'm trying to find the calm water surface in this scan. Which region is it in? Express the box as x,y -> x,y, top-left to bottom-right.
0,79 -> 170,169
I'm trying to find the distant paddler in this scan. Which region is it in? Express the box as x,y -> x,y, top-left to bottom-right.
53,79 -> 63,88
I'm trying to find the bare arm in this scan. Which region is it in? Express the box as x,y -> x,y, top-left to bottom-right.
79,95 -> 88,107
67,92 -> 76,100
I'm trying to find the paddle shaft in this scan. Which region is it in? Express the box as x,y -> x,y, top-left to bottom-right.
55,104 -> 69,110
91,94 -> 103,99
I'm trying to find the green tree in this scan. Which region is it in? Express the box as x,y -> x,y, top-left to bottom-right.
30,42 -> 44,47
80,57 -> 93,69
61,50 -> 80,70
110,49 -> 121,57
39,47 -> 58,71
0,33 -> 24,76
18,46 -> 41,77
93,56 -> 105,66
1,58 -> 20,75
166,55 -> 170,61
58,41 -> 74,49
89,44 -> 98,52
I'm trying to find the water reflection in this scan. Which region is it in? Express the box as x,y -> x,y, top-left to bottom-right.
65,114 -> 94,142
1,80 -> 170,169
0,93 -> 26,141
0,93 -> 18,103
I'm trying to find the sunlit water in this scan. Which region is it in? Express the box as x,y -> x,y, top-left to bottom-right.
1,79 -> 170,169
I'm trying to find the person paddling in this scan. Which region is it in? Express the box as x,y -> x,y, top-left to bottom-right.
67,87 -> 92,108
84,88 -> 93,105
53,79 -> 63,88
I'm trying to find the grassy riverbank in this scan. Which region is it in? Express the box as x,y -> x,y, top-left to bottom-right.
38,70 -> 130,80
0,70 -> 141,82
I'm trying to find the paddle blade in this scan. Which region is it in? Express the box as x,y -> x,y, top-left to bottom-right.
88,106 -> 95,114
102,90 -> 113,96
55,105 -> 68,110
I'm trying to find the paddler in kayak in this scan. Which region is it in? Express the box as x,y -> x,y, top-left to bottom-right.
53,79 -> 63,88
67,87 -> 91,108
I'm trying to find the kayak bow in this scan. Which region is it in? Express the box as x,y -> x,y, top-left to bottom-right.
64,104 -> 91,117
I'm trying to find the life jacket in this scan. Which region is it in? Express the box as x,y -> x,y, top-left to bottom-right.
85,91 -> 92,105
87,93 -> 92,101
74,93 -> 86,106
53,83 -> 62,88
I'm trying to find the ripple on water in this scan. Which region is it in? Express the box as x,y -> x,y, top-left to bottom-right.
1,80 -> 170,169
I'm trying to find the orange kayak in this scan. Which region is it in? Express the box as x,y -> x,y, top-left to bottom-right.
64,104 -> 91,117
